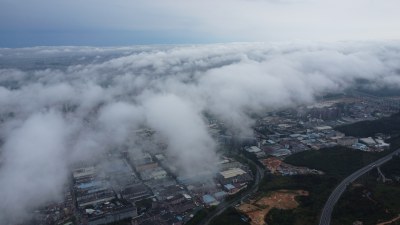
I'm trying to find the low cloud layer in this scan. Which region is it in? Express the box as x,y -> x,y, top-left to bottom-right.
1,41 -> 400,223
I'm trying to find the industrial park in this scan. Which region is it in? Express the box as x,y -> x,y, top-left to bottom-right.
22,90 -> 400,225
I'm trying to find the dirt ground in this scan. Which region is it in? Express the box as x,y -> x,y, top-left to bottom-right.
237,190 -> 309,225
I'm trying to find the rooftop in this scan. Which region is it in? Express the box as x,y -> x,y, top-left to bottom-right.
219,168 -> 247,179
202,195 -> 218,204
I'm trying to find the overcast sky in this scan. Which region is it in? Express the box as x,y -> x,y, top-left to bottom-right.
1,0 -> 400,47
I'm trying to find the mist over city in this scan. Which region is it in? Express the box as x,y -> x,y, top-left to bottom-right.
2,1 -> 400,225
0,42 -> 400,224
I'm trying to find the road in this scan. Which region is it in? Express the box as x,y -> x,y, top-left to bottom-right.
319,148 -> 400,225
198,158 -> 265,225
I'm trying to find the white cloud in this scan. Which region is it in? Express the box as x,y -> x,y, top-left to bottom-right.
0,41 -> 400,223
0,111 -> 71,223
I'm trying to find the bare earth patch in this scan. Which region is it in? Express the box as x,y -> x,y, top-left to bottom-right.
237,190 -> 308,225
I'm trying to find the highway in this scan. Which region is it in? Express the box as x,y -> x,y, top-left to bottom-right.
198,157 -> 265,225
319,148 -> 400,225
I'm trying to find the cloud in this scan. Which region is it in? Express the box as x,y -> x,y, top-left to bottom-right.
143,94 -> 218,176
0,41 -> 400,223
0,111 -> 70,224
98,101 -> 145,145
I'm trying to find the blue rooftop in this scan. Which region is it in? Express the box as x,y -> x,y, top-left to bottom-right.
224,184 -> 235,190
202,194 -> 217,204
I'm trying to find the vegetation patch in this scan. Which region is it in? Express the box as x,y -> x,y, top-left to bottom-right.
332,155 -> 400,225
284,146 -> 386,177
336,112 -> 400,137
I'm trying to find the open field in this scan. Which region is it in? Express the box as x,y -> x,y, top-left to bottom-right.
237,190 -> 308,225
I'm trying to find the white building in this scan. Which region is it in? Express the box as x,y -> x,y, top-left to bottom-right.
245,146 -> 262,153
219,168 -> 247,179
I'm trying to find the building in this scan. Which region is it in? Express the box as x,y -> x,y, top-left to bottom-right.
202,195 -> 219,206
74,179 -> 115,208
120,183 -> 153,203
359,137 -> 376,146
140,167 -> 168,181
314,126 -> 333,131
73,157 -> 147,225
84,200 -> 137,225
352,143 -> 369,151
337,137 -> 358,146
73,166 -> 96,180
219,168 -> 246,179
218,168 -> 252,185
223,184 -> 241,195
245,146 -> 262,153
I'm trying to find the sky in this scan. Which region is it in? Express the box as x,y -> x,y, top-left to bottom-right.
1,0 -> 400,47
